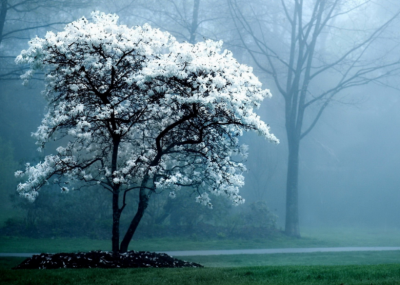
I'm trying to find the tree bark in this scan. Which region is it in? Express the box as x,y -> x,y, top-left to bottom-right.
284,135 -> 300,237
111,190 -> 121,253
111,138 -> 121,254
284,85 -> 303,237
119,175 -> 152,253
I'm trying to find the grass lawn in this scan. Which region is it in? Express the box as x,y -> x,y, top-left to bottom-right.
2,227 -> 400,284
302,227 -> 400,248
1,227 -> 400,254
1,257 -> 400,285
2,229 -> 400,285
183,251 -> 400,267
0,235 -> 326,254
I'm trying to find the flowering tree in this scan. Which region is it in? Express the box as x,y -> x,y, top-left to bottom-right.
15,12 -> 278,253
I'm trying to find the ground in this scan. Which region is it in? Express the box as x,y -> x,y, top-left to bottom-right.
13,251 -> 202,269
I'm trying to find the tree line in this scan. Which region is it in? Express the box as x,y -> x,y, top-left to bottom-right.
1,0 -> 400,250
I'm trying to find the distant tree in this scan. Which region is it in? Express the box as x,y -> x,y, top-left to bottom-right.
229,0 -> 400,237
0,0 -> 96,80
115,0 -> 231,45
15,12 -> 278,254
0,0 -> 98,158
138,0 -> 202,43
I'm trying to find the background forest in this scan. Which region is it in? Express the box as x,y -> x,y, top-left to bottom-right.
1,0 -> 400,241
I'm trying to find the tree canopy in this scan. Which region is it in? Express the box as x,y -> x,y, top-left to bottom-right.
15,11 -> 277,252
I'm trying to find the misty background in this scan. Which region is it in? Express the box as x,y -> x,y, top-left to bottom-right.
1,0 -> 400,239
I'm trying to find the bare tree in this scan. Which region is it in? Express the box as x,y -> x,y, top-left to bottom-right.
114,0 -> 232,44
0,0 -> 96,80
229,0 -> 400,236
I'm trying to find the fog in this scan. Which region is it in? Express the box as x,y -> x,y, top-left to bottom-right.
1,0 -> 400,248
243,83 -> 400,229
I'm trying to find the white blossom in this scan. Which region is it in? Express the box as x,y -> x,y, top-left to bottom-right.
15,12 -> 278,211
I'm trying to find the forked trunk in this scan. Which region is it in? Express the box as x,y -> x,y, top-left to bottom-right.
119,177 -> 152,253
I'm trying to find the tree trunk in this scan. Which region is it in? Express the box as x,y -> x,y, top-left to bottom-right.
284,135 -> 300,237
119,176 -> 152,253
189,0 -> 200,43
111,191 -> 121,253
111,137 -> 121,254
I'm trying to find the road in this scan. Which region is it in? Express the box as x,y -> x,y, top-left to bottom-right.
1,247 -> 400,257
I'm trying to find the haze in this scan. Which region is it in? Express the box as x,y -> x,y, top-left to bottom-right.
1,0 -> 400,254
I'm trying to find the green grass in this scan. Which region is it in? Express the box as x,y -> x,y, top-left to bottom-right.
0,235 -> 317,254
1,257 -> 400,285
0,235 -> 322,253
3,228 -> 400,284
183,251 -> 400,267
1,227 -> 400,254
301,227 -> 400,247
0,236 -> 273,253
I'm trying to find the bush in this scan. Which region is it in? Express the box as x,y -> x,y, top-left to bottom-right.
1,189 -> 278,240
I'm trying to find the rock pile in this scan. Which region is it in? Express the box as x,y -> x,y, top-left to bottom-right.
13,251 -> 203,269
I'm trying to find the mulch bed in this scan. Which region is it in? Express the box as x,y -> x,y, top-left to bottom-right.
13,251 -> 203,269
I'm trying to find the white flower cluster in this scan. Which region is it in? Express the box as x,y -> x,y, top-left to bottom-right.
15,12 -> 278,208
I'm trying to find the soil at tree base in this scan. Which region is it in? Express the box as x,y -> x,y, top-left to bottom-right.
13,250 -> 203,269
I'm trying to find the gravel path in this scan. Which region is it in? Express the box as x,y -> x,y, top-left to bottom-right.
2,247 -> 400,257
